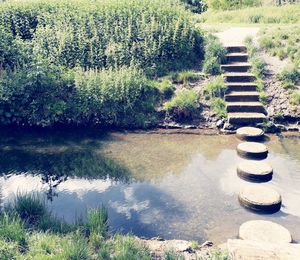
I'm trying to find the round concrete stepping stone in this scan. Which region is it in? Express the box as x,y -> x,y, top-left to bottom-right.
237,142 -> 268,159
237,161 -> 273,182
236,127 -> 264,141
239,185 -> 281,213
239,220 -> 292,244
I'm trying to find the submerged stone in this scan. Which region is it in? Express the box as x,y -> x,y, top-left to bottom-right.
239,185 -> 281,213
239,220 -> 292,244
237,160 -> 273,182
237,142 -> 268,159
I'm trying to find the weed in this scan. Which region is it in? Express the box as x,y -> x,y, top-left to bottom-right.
163,249 -> 184,260
290,92 -> 300,105
211,98 -> 227,118
203,76 -> 226,99
156,79 -> 176,99
87,206 -> 108,238
277,66 -> 300,84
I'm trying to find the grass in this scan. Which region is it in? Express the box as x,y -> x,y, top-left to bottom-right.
290,92 -> 300,105
171,71 -> 204,84
259,25 -> 300,65
211,98 -> 227,118
203,75 -> 226,99
164,90 -> 199,120
198,4 -> 300,24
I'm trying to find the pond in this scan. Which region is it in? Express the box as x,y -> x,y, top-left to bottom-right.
0,129 -> 300,244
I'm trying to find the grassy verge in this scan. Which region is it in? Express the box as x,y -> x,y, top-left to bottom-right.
198,4 -> 300,24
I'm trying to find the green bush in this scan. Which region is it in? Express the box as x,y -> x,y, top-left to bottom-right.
203,76 -> 226,99
290,92 -> 300,105
0,63 -> 159,128
202,35 -> 226,75
210,97 -> 227,118
277,66 -> 300,84
0,0 -> 204,76
164,90 -> 199,119
156,79 -> 176,99
181,0 -> 207,13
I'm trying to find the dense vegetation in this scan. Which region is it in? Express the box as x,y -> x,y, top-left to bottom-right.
0,0 -> 204,128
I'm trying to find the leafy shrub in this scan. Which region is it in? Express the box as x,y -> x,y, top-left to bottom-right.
203,76 -> 226,99
210,98 -> 227,118
156,79 -> 176,99
202,35 -> 226,75
181,0 -> 207,13
277,66 -> 300,84
290,92 -> 300,105
0,0 -> 204,76
164,90 -> 199,119
0,63 -> 159,128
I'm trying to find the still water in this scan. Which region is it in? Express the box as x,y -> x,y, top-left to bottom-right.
0,129 -> 300,243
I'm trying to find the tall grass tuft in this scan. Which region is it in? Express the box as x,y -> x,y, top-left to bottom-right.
87,206 -> 108,238
203,76 -> 226,99
12,193 -> 47,225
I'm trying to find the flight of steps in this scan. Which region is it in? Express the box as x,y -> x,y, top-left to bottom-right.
221,46 -> 267,125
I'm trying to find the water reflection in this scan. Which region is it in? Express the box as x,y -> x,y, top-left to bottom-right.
0,130 -> 300,243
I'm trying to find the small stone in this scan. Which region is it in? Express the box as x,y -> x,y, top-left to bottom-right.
239,185 -> 281,213
237,160 -> 273,182
239,220 -> 292,244
237,142 -> 268,159
216,119 -> 224,128
236,127 -> 264,141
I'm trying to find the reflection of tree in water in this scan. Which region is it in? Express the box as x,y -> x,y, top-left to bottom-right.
0,149 -> 131,200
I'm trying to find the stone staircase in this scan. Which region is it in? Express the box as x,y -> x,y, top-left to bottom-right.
221,46 -> 267,125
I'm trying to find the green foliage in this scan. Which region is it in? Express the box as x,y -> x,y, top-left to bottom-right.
181,0 -> 207,13
156,79 -> 176,99
0,239 -> 19,260
191,240 -> 199,250
203,76 -> 226,99
290,92 -> 300,105
0,0 -> 204,76
87,207 -> 108,238
211,98 -> 227,118
62,233 -> 89,260
206,0 -> 262,10
164,90 -> 199,119
0,213 -> 26,248
172,70 -> 203,84
199,4 -> 300,24
259,91 -> 268,105
283,81 -> 296,90
202,35 -> 226,75
260,25 -> 300,65
0,63 -> 159,128
100,234 -> 151,260
277,66 -> 300,84
11,193 -> 47,225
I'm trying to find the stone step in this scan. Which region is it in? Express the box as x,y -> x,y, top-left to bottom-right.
228,112 -> 266,124
225,82 -> 257,92
221,62 -> 251,73
226,53 -> 248,62
225,91 -> 259,102
224,73 -> 256,83
226,46 -> 247,53
226,102 -> 266,114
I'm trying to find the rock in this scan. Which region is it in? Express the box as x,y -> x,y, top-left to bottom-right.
227,239 -> 300,260
275,124 -> 287,131
223,122 -> 235,131
236,127 -> 264,141
239,185 -> 281,213
239,220 -> 292,244
237,160 -> 273,182
216,119 -> 224,128
201,241 -> 213,247
237,142 -> 268,160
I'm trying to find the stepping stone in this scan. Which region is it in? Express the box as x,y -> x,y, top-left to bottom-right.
237,142 -> 268,159
236,127 -> 264,141
239,185 -> 281,213
237,161 -> 273,182
239,220 -> 292,244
